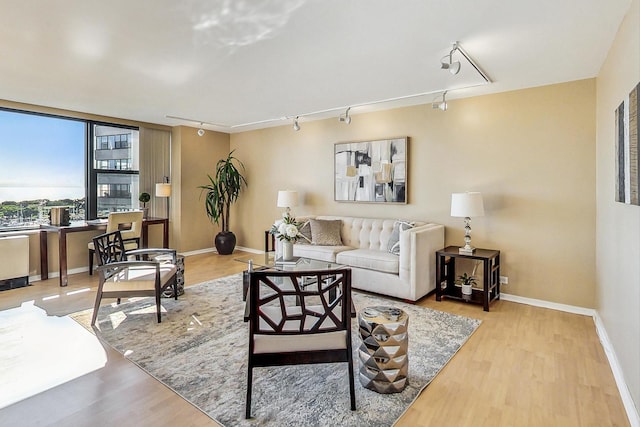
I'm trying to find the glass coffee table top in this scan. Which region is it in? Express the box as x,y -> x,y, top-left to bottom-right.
234,252 -> 346,272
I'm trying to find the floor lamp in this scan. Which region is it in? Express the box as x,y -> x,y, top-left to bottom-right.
155,177 -> 171,220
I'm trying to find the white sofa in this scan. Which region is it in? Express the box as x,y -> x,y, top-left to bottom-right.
275,215 -> 445,302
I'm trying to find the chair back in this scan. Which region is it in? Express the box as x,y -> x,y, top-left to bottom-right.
248,268 -> 352,344
93,230 -> 126,269
106,211 -> 143,242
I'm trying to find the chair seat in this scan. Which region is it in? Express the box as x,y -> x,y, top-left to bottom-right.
103,264 -> 176,293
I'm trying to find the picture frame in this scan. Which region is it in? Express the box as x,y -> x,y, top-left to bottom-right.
615,82 -> 640,205
334,137 -> 408,203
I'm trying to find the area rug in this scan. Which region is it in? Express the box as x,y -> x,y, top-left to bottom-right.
71,274 -> 481,427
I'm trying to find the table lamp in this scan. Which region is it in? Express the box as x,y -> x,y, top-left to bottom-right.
277,190 -> 298,216
451,192 -> 484,255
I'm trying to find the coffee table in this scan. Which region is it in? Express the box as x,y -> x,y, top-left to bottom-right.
235,252 -> 354,321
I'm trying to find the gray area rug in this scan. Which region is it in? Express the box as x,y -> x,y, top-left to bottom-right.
71,274 -> 481,427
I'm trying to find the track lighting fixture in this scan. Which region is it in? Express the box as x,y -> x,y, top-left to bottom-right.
293,116 -> 300,131
197,123 -> 205,136
440,43 -> 461,75
339,107 -> 352,124
432,91 -> 448,111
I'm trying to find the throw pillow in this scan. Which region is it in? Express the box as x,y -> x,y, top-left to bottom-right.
387,220 -> 415,255
297,220 -> 312,244
310,219 -> 343,246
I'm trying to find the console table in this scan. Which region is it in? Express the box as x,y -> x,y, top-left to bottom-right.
40,217 -> 169,287
435,246 -> 500,311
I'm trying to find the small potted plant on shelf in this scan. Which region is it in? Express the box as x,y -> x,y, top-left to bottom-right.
139,192 -> 151,218
455,272 -> 477,297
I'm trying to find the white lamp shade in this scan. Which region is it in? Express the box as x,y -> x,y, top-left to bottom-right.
277,190 -> 298,208
155,183 -> 171,198
451,192 -> 484,217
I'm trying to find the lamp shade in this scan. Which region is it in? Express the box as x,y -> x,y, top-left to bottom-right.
451,192 -> 484,217
155,183 -> 171,198
276,190 -> 298,208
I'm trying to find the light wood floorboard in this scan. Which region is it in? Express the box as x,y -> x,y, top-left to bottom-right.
0,251 -> 629,426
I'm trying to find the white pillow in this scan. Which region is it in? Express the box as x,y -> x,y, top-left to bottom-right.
387,221 -> 414,255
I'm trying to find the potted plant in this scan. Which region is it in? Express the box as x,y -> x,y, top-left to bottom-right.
455,272 -> 477,296
199,150 -> 247,255
139,192 -> 151,218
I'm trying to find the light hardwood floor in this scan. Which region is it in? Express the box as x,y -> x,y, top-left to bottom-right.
0,252 -> 629,426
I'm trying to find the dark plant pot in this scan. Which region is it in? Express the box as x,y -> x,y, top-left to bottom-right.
215,231 -> 236,255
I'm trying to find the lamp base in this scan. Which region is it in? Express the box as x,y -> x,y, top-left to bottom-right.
459,246 -> 475,255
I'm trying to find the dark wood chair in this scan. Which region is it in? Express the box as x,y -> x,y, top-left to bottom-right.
89,211 -> 143,275
245,268 -> 356,418
91,230 -> 178,326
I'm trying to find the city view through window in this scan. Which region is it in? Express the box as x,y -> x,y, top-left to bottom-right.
0,110 -> 139,230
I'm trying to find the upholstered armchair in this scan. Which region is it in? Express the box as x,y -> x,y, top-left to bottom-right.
91,230 -> 178,325
245,268 -> 356,418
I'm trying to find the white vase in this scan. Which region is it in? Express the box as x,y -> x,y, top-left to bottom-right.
282,241 -> 294,261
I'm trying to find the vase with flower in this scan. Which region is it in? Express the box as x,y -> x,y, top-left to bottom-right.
270,213 -> 301,261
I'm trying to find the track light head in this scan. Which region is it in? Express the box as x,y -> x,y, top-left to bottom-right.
440,44 -> 461,75
197,127 -> 205,137
293,116 -> 300,131
339,107 -> 352,124
432,92 -> 448,111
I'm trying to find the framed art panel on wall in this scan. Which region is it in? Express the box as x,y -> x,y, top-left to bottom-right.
334,137 -> 407,203
615,82 -> 640,205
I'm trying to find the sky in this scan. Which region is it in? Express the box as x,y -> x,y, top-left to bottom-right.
0,110 -> 85,203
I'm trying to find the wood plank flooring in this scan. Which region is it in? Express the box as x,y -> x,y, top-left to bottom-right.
0,251 -> 630,426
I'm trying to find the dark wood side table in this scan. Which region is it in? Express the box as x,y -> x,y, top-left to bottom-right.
435,246 -> 500,311
40,217 -> 169,287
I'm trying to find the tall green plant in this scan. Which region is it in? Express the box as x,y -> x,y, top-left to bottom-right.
199,151 -> 247,232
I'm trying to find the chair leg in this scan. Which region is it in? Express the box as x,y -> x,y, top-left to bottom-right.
91,293 -> 102,326
348,358 -> 356,410
173,276 -> 178,301
246,365 -> 253,419
156,291 -> 162,323
88,249 -> 94,276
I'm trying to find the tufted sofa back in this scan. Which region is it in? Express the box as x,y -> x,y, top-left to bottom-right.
314,216 -> 426,251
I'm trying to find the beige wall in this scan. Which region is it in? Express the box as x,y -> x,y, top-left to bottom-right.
596,0 -> 640,413
170,126 -> 231,253
230,79 -> 597,308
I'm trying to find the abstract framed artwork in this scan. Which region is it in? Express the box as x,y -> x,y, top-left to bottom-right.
615,82 -> 640,205
334,137 -> 407,203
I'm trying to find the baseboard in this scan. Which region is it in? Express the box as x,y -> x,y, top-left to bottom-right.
593,312 -> 640,427
235,245 -> 262,254
179,247 -> 217,257
502,293 -> 639,426
500,293 -> 595,316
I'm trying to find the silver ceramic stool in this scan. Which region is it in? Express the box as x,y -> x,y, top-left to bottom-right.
358,306 -> 409,393
159,254 -> 185,298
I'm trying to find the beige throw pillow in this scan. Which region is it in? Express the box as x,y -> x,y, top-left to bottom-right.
310,219 -> 343,246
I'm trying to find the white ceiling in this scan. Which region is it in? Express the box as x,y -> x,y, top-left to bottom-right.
0,0 -> 631,133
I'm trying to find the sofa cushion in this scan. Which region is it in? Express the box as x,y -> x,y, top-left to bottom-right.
336,249 -> 399,274
310,219 -> 343,246
294,244 -> 352,262
387,220 -> 415,255
296,220 -> 312,244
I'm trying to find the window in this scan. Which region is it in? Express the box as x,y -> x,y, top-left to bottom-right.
0,109 -> 85,230
0,109 -> 140,230
89,124 -> 140,218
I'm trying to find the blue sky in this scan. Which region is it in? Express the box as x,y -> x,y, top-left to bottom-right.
0,110 -> 85,202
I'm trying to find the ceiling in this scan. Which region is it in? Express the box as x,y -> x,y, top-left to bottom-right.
0,0 -> 631,133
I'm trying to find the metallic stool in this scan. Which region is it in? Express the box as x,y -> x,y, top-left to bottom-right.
358,306 -> 409,393
159,254 -> 185,298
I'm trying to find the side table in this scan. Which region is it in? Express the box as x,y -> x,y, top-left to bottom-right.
435,246 -> 500,311
358,306 -> 409,393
